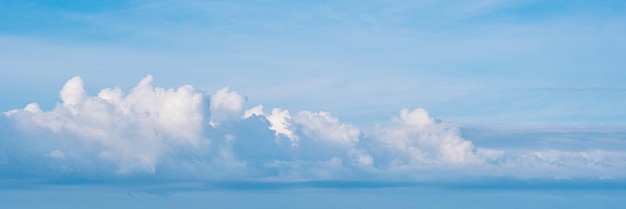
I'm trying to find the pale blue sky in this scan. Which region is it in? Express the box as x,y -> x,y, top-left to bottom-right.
1,0 -> 626,208
2,0 -> 626,125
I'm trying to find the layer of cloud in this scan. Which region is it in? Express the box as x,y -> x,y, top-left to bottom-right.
2,75 -> 626,182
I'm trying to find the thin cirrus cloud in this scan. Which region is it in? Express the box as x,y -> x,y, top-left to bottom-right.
1,75 -> 625,183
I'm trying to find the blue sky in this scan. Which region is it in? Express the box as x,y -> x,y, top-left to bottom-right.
1,0 -> 626,208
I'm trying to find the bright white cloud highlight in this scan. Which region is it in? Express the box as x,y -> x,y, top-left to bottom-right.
243,105 -> 298,143
209,87 -> 245,127
60,76 -> 86,108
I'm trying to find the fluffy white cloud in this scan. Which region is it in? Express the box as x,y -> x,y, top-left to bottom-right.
2,75 -> 626,181
6,75 -> 205,173
243,105 -> 297,144
244,107 -> 361,148
293,111 -> 360,147
242,107 -> 368,167
375,108 -> 481,165
209,87 -> 246,127
60,76 -> 86,108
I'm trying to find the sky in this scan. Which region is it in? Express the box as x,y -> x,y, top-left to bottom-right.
1,0 -> 626,208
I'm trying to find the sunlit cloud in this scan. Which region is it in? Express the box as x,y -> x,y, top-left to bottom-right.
2,76 -> 625,182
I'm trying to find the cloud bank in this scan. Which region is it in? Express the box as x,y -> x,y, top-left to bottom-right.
2,75 -> 626,182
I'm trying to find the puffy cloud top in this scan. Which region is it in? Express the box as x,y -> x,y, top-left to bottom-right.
210,87 -> 246,127
60,76 -> 86,107
293,111 -> 360,147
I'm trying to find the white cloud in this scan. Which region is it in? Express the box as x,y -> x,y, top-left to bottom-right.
293,111 -> 360,147
243,104 -> 264,118
375,108 -> 486,165
60,76 -> 86,108
2,75 -> 626,181
6,75 -> 205,174
209,87 -> 246,127
24,103 -> 42,113
243,105 -> 298,143
396,108 -> 437,127
353,151 -> 374,166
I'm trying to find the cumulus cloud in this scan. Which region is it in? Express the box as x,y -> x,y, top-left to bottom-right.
5,75 -> 205,174
374,108 -> 481,165
293,111 -> 361,147
2,75 -> 626,182
243,105 -> 297,144
209,87 -> 245,127
60,76 -> 86,108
